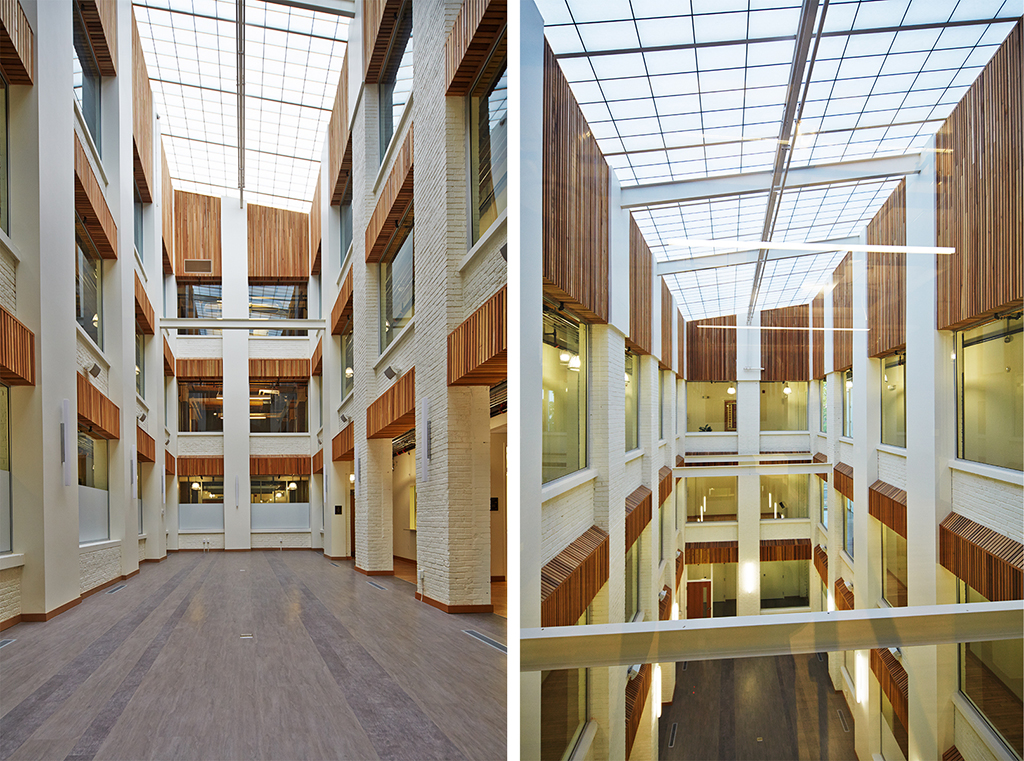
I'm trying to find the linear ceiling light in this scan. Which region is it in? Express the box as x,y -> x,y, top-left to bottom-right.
667,239 -> 955,256
698,325 -> 869,332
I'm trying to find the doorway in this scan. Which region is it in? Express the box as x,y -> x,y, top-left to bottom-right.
687,580 -> 712,619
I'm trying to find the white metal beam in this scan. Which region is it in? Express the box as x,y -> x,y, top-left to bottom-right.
682,452 -> 821,463
674,462 -> 831,477
161,318 -> 327,331
520,601 -> 1024,671
620,154 -> 922,209
260,0 -> 356,16
656,237 -> 859,275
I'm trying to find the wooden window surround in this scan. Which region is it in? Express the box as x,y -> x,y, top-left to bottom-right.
248,359 -> 310,382
328,53 -> 352,204
161,146 -> 174,274
868,480 -> 907,538
812,290 -> 825,380
0,307 -> 35,386
832,253 -> 854,373
813,544 -> 828,584
366,127 -> 414,264
625,663 -> 652,759
540,525 -> 609,628
174,191 -> 221,279
626,219 -> 652,355
76,372 -> 119,440
310,174 -> 322,275
312,449 -> 323,474
77,0 -> 117,76
311,338 -> 323,377
163,338 -> 174,377
870,647 -> 909,730
366,369 -> 415,440
867,180 -> 907,358
0,0 -> 34,84
137,426 -> 155,463
813,452 -> 828,480
686,316 -> 736,381
658,585 -> 672,621
660,281 -> 674,371
685,541 -> 738,565
177,456 -> 224,477
74,134 -> 117,260
760,538 -> 812,562
658,466 -> 673,507
833,462 -> 854,500
247,204 -> 310,282
760,305 -> 810,381
131,12 -> 154,201
332,422 -> 354,462
362,0 -> 408,83
939,512 -> 1023,602
134,274 -> 155,335
250,456 -> 311,476
676,312 -> 685,379
444,0 -> 506,96
165,451 -> 175,475
625,485 -> 652,552
332,268 -> 354,335
175,358 -> 223,380
675,551 -> 685,588
835,577 -> 855,611
447,286 -> 507,386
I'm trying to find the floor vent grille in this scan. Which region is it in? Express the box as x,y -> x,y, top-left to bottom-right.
837,709 -> 850,732
105,584 -> 127,594
463,630 -> 506,654
0,639 -> 14,649
816,652 -> 824,662
681,661 -> 688,671
668,723 -> 678,748
366,580 -> 387,590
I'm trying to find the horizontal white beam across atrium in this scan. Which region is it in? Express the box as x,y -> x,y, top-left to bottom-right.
262,0 -> 356,17
674,462 -> 831,477
656,238 -> 859,275
521,601 -> 1024,672
681,452 -> 823,464
162,319 -> 327,331
620,154 -> 923,209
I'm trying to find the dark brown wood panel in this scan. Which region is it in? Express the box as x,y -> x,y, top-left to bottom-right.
659,585 -> 673,621
676,311 -> 685,379
165,451 -> 175,475
0,307 -> 35,386
542,41 -> 609,324
867,180 -> 906,357
362,0 -> 405,83
175,358 -> 222,380
365,127 -> 414,264
312,449 -> 323,474
448,286 -> 507,386
248,204 -> 310,282
835,577 -> 855,611
366,369 -> 416,439
310,172 -> 322,276
625,485 -> 652,552
163,338 -> 174,377
676,551 -> 685,588
870,647 -> 909,729
311,338 -> 323,377
328,53 -> 352,204
660,281 -> 674,371
937,22 -> 1023,330
77,373 -> 119,440
137,426 -> 155,463
332,423 -> 354,462
134,274 -> 155,335
174,191 -> 221,279
812,290 -> 825,380
177,456 -> 224,477
332,268 -> 354,335
627,218 -> 652,354
658,466 -> 673,507
686,316 -> 736,381
813,544 -> 828,584
761,305 -> 809,381
248,358 -> 310,381
540,525 -> 609,628
161,144 -> 174,275
832,253 -> 853,373
74,134 -> 117,260
445,0 -> 506,95
685,541 -> 739,565
250,456 -> 311,476
760,538 -> 812,562
833,462 -> 854,500
868,480 -> 907,539
79,0 -> 117,76
939,512 -> 1023,602
943,747 -> 965,761
0,0 -> 34,84
625,662 -> 652,760
131,11 -> 154,202
813,451 -> 828,481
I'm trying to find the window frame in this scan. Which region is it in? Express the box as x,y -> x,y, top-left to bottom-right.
135,332 -> 145,398
624,349 -> 640,453
0,68 -> 9,235
842,369 -> 853,438
133,182 -> 144,260
880,354 -> 906,448
248,282 -> 308,336
340,326 -> 354,401
72,0 -> 102,154
75,225 -> 103,349
467,45 -> 508,245
249,380 -> 309,434
379,220 -> 414,354
541,306 -> 589,485
177,379 -> 224,433
377,0 -> 413,164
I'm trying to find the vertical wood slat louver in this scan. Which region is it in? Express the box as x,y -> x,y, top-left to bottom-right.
832,254 -> 853,373
686,316 -> 737,381
540,525 -> 609,628
866,180 -> 907,358
760,304 -> 810,382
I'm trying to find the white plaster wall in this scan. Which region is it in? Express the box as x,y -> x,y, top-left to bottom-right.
79,545 -> 121,594
682,522 -> 738,543
137,538 -> 146,562
759,433 -> 811,452
624,455 -> 642,489
838,439 -> 854,465
250,532 -> 312,549
952,470 -> 1024,544
877,449 -> 907,489
0,566 -> 21,622
759,519 -> 812,541
684,433 -> 738,453
541,480 -> 596,566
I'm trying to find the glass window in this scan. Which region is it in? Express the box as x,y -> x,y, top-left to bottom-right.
75,230 -> 102,348
77,431 -> 108,543
378,2 -> 412,162
250,381 -> 308,433
380,227 -> 414,352
842,369 -> 853,437
625,351 -> 639,452
0,385 -> 10,554
956,315 -> 1023,471
249,284 -> 308,336
177,283 -> 222,336
881,684 -> 909,760
134,183 -> 144,259
72,1 -> 102,153
178,380 -> 223,433
959,582 -> 1023,759
0,71 -> 8,235
882,523 -> 907,608
820,379 -> 827,432
881,355 -> 906,447
843,497 -> 854,558
760,474 -> 809,520
542,308 -> 587,484
659,370 -> 665,440
137,459 -> 143,535
341,328 -> 354,400
686,381 -> 736,432
686,476 -> 737,522
625,541 -> 640,620
540,609 -> 588,761
340,201 -> 353,267
135,333 -> 145,397
178,476 -> 223,504
760,381 -> 808,431
470,59 -> 507,242
660,495 -> 670,563
760,560 -> 809,609
820,478 -> 828,529
251,476 -> 310,503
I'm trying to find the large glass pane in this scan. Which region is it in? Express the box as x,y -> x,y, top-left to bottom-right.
75,233 -> 102,348
249,284 -> 308,336
178,476 -> 224,531
470,60 -> 507,242
177,283 -> 222,336
625,351 -> 639,452
686,476 -> 737,522
819,379 -> 827,433
540,612 -> 588,761
78,432 -> 108,543
251,476 -> 311,531
0,71 -> 8,235
843,497 -> 854,558
341,329 -> 354,400
0,386 -> 10,553
340,201 -> 353,267
251,476 -> 310,503
135,333 -> 145,397
760,474 -> 809,520
625,542 -> 639,620
250,381 -> 308,433
882,523 -> 907,608
133,183 -> 144,259
378,3 -> 412,162
179,476 -> 223,504
842,370 -> 853,437
542,308 -> 587,483
881,356 -> 906,447
957,316 -> 1023,471
178,380 -> 223,432
660,497 -> 670,563
659,370 -> 665,440
380,229 -> 414,352
687,381 -> 736,432
760,560 -> 809,609
820,478 -> 828,529
760,381 -> 808,431
881,686 -> 909,760
72,2 -> 101,153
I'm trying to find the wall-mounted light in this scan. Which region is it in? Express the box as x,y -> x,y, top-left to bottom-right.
653,664 -> 663,718
138,412 -> 147,423
88,363 -> 102,378
727,386 -> 736,395
782,383 -> 792,395
559,352 -> 570,364
345,367 -> 353,378
349,473 -> 355,484
383,366 -> 398,380
339,413 -> 350,425
192,481 -> 201,490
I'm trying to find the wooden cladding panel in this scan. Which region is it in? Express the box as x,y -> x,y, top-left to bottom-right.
870,648 -> 909,729
247,204 -> 310,282
445,0 -> 506,95
332,423 -> 354,461
676,312 -> 685,379
311,338 -> 323,377
366,127 -> 414,264
686,316 -> 736,381
366,369 -> 416,440
161,145 -> 174,275
177,456 -> 224,477
658,466 -> 673,507
813,544 -> 828,584
835,578 -> 855,611
312,449 -> 323,474
137,426 -> 155,463
74,134 -> 118,260
540,526 -> 610,628
867,180 -> 906,357
174,191 -> 221,278
659,585 -> 672,621
832,254 -> 854,373
328,53 -> 351,204
625,663 -> 652,760
250,456 -> 311,476
131,12 -> 154,202
676,551 -> 685,588
0,0 -> 34,84
77,373 -> 120,440
625,485 -> 652,552
448,286 -> 507,386
165,451 -> 175,475
176,358 -> 222,380
363,0 -> 405,83
942,747 -> 965,761
812,291 -> 825,380
310,175 -> 322,276
833,462 -> 854,500
626,219 -> 653,354
79,0 -> 117,76
660,281 -> 674,371
163,338 -> 174,377
939,512 -> 1023,602
685,541 -> 739,565
248,358 -> 310,381
760,538 -> 812,562
868,480 -> 907,539
134,274 -> 155,335
937,22 -> 1023,330
760,305 -> 809,382
0,307 -> 35,386
542,42 -> 610,324
813,451 -> 828,481
332,268 -> 354,335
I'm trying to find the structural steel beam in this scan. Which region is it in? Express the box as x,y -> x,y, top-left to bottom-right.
673,462 -> 831,477
162,319 -> 327,331
656,237 -> 859,275
262,0 -> 356,16
681,452 -> 821,463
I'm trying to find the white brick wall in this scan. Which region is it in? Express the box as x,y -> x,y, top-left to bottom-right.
838,439 -> 854,465
248,434 -> 314,456
0,566 -> 21,622
178,533 -> 225,550
138,537 -> 146,562
759,519 -> 813,541
877,449 -> 907,489
952,469 -> 1023,544
175,337 -> 223,358
541,480 -> 596,566
684,433 -> 738,453
77,335 -> 109,395
460,244 -> 507,322
250,532 -> 312,549
79,545 -> 121,594
248,337 -> 312,359
177,434 -> 224,456
624,455 -> 642,490
0,246 -> 16,313
953,704 -> 1001,761
683,522 -> 739,543
760,433 -> 811,452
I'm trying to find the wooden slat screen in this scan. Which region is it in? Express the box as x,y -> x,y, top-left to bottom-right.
131,11 -> 154,202
134,274 -> 155,335
625,485 -> 652,552
177,456 -> 224,477
760,538 -> 812,562
163,338 -> 174,377
868,480 -> 907,539
248,358 -> 310,381
137,426 -> 155,463
79,0 -> 117,76
332,423 -> 354,462
870,647 -> 909,729
0,0 -> 34,84
165,451 -> 175,475
332,268 -> 354,335
176,358 -> 222,380
363,0 -> 405,83
542,42 -> 609,324
625,663 -> 652,760
445,0 -> 506,95
328,52 -> 351,204
311,338 -> 323,377
813,544 -> 828,584
174,191 -> 221,278
366,127 -> 414,264
77,373 -> 120,440
659,585 -> 672,621
812,290 -> 825,380
867,180 -> 906,357
813,451 -> 828,481
626,219 -> 652,354
686,316 -> 736,381
835,578 -> 855,611
685,541 -> 739,565
310,173 -> 322,276
658,466 -> 673,507
761,305 -> 809,381
660,281 -> 674,371
540,525 -> 610,628
448,286 -> 507,386
832,254 -> 853,373
676,312 -> 685,379
833,462 -> 854,500
939,512 -> 1023,602
250,455 -> 312,476
937,22 -> 1023,330
676,551 -> 685,588
312,449 -> 323,474
942,746 -> 965,761
161,144 -> 174,274
366,369 -> 416,439
0,307 -> 35,386
74,134 -> 117,260
247,204 -> 310,282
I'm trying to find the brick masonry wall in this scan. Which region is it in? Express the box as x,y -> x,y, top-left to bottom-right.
248,435 -> 313,456
0,566 -> 21,623
77,334 -> 109,395
175,337 -> 223,358
0,246 -> 16,313
138,537 -> 146,562
178,533 -> 225,550
79,545 -> 121,594
953,704 -> 1001,761
250,532 -> 312,549
248,337 -> 312,359
952,469 -> 1023,544
177,435 -> 224,456
460,242 -> 507,322
541,480 -> 596,566
877,449 -> 907,489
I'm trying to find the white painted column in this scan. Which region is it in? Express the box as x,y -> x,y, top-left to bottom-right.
736,311 -> 760,615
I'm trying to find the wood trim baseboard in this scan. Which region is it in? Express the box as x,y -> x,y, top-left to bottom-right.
355,566 -> 395,576
81,576 -> 125,599
393,554 -> 416,564
415,591 -> 493,614
0,614 -> 21,631
490,575 -> 505,582
21,596 -> 82,622
124,568 -> 140,579
323,554 -> 353,560
140,556 -> 167,563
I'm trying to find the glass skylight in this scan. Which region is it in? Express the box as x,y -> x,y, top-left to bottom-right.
134,0 -> 349,212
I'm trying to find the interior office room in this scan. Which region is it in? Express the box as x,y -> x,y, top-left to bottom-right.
0,0 -> 507,758
519,1 -> 1022,760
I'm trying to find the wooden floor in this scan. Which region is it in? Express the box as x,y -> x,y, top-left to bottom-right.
0,551 -> 507,761
660,654 -> 858,761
